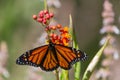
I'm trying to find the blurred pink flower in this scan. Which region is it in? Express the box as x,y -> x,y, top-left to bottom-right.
102,11 -> 114,18
0,42 -> 8,66
112,25 -> 120,34
0,66 -> 9,78
102,59 -> 113,67
100,25 -> 120,34
103,46 -> 115,56
97,0 -> 120,79
99,36 -> 116,45
103,17 -> 114,25
0,41 -> 9,78
47,0 -> 61,8
113,50 -> 119,60
103,0 -> 113,12
96,68 -> 111,79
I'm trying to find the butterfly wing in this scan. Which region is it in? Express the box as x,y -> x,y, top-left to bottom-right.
16,45 -> 48,67
39,44 -> 59,71
76,50 -> 87,61
55,44 -> 87,70
16,45 -> 59,71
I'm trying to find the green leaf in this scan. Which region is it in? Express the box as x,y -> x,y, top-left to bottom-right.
82,38 -> 109,80
69,14 -> 81,80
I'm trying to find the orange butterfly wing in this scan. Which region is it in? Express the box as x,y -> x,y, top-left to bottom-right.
55,44 -> 86,70
39,48 -> 59,71
16,44 -> 59,71
16,45 -> 47,66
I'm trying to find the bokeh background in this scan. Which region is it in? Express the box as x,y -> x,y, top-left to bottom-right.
0,0 -> 120,80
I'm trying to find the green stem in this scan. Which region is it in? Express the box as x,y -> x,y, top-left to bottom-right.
44,0 -> 48,10
74,62 -> 81,80
60,70 -> 69,80
55,69 -> 59,80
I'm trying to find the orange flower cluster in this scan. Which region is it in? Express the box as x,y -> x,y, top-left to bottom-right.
48,24 -> 71,46
33,10 -> 71,46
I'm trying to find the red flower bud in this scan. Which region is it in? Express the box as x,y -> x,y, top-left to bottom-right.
56,24 -> 62,29
37,18 -> 43,23
45,14 -> 50,20
32,15 -> 37,20
42,18 -> 47,23
39,14 -> 44,18
49,13 -> 54,18
44,10 -> 49,14
39,11 -> 44,15
51,26 -> 56,30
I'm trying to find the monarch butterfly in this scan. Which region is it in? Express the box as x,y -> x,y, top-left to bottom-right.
16,41 -> 87,71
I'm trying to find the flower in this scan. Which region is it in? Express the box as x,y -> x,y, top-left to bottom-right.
0,41 -> 9,78
48,25 -> 71,46
113,50 -> 119,60
99,36 -> 116,46
103,0 -> 113,12
100,25 -> 120,34
0,67 -> 9,78
96,0 -> 120,80
96,68 -> 111,79
102,11 -> 114,18
102,59 -> 113,67
103,17 -> 114,25
47,0 -> 61,8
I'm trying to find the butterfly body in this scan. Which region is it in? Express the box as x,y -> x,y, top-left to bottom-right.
16,42 -> 87,71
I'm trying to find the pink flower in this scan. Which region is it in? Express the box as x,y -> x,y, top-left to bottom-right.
103,46 -> 115,56
47,0 -> 61,8
103,17 -> 114,25
103,0 -> 113,12
102,59 -> 113,66
113,50 -> 119,60
102,11 -> 114,18
100,25 -> 120,34
0,41 -> 9,78
112,25 -> 120,34
0,66 -> 9,78
0,41 -> 8,66
99,36 -> 116,45
96,68 -> 111,79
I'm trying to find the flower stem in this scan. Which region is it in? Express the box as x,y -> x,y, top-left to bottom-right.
55,69 -> 59,80
44,0 -> 48,10
74,62 -> 81,80
60,70 -> 69,80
